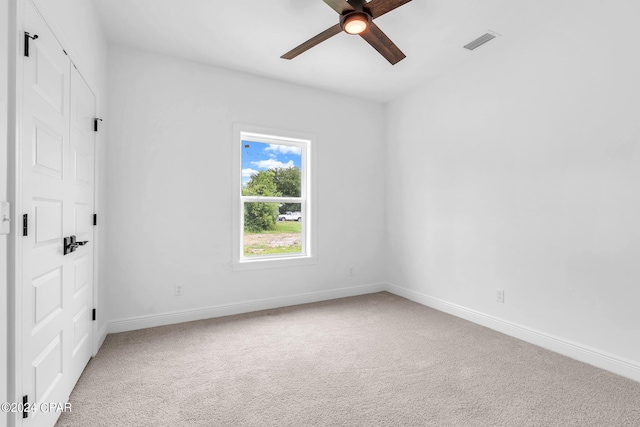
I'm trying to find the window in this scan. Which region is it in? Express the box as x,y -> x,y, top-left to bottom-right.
232,124 -> 316,270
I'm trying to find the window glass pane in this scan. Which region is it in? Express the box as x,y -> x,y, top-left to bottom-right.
244,202 -> 302,257
242,141 -> 302,197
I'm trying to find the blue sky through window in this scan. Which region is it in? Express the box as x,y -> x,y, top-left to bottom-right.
241,141 -> 302,186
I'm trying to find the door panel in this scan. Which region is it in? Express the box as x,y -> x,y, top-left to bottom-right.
72,306 -> 90,356
32,333 -> 63,403
73,151 -> 91,184
33,199 -> 62,245
73,203 -> 90,235
33,123 -> 64,177
72,254 -> 89,290
32,267 -> 63,325
21,2 -> 95,426
22,2 -> 71,424
33,46 -> 65,114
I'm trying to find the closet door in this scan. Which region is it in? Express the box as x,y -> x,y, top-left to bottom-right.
20,2 -> 95,425
67,65 -> 95,387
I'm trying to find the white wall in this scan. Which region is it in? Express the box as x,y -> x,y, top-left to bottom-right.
386,1 -> 640,376
105,46 -> 386,325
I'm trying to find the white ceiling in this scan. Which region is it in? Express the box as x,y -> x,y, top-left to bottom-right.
91,0 -> 542,103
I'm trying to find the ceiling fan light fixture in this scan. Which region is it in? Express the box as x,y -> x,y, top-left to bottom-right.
281,0 -> 410,64
341,12 -> 371,35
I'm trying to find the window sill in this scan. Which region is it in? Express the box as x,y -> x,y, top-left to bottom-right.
231,255 -> 317,272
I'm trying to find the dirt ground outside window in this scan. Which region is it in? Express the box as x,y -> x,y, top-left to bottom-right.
244,232 -> 302,256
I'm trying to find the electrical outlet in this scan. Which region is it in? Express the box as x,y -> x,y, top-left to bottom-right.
496,289 -> 505,303
175,284 -> 184,296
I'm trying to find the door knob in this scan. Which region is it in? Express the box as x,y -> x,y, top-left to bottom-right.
63,235 -> 89,255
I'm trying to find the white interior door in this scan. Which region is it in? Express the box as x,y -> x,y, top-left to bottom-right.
20,2 -> 95,425
68,65 -> 96,385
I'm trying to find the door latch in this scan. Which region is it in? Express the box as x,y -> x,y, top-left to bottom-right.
63,235 -> 88,255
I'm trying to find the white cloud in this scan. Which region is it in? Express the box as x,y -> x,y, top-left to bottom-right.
251,159 -> 295,169
242,168 -> 259,178
265,144 -> 302,155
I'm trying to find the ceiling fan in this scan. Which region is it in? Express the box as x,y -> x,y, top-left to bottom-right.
281,0 -> 412,65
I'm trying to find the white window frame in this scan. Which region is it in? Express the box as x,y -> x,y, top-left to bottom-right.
231,124 -> 317,271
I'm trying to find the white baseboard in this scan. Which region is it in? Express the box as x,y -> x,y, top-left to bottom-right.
104,281 -> 640,383
385,283 -> 640,383
107,283 -> 386,334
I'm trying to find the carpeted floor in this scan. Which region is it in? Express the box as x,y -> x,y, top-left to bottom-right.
55,292 -> 640,426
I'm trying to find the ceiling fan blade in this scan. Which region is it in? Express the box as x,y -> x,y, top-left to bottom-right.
359,22 -> 406,64
364,0 -> 412,19
322,0 -> 355,14
281,24 -> 343,60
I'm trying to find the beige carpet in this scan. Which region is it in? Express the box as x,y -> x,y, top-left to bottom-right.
55,292 -> 640,426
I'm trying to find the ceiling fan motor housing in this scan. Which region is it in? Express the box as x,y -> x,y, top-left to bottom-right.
340,11 -> 372,34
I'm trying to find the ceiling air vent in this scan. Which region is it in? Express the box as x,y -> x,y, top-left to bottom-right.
463,32 -> 496,50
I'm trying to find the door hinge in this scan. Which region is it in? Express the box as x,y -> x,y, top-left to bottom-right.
92,309 -> 96,321
93,213 -> 97,226
22,214 -> 28,236
24,32 -> 38,57
22,395 -> 29,418
94,118 -> 103,132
